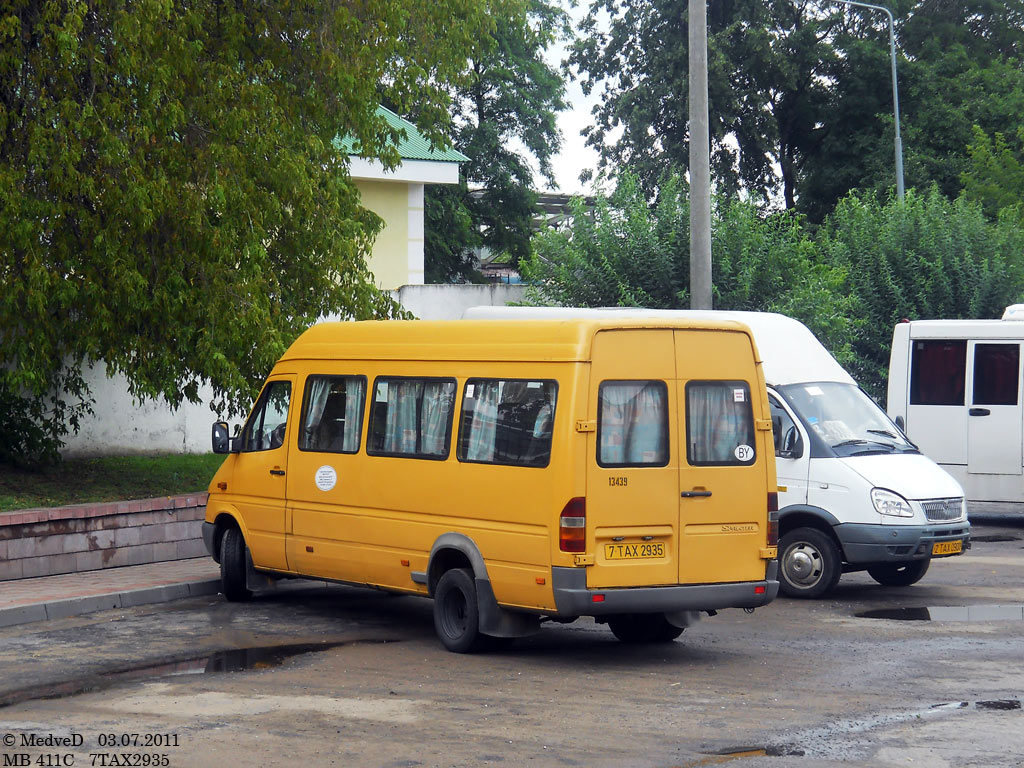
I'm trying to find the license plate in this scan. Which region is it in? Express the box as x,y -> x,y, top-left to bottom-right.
932,540 -> 963,556
604,542 -> 665,560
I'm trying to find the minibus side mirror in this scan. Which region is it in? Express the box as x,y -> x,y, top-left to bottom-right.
212,421 -> 237,454
894,414 -> 906,432
778,426 -> 804,460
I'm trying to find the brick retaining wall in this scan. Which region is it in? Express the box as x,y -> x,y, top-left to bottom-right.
0,493 -> 209,581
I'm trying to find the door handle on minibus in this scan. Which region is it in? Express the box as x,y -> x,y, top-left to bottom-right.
969,408 -> 991,416
269,468 -> 286,476
681,490 -> 712,498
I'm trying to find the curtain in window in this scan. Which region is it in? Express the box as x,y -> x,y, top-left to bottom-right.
600,383 -> 666,465
689,384 -> 751,463
465,382 -> 500,461
421,381 -> 454,455
384,380 -> 422,454
301,378 -> 332,450
342,379 -> 365,451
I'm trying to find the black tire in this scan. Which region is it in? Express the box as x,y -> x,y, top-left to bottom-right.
219,527 -> 252,602
607,613 -> 685,644
779,527 -> 841,599
867,559 -> 930,587
433,568 -> 485,653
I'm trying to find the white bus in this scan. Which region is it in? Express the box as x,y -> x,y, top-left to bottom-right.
888,305 -> 1024,508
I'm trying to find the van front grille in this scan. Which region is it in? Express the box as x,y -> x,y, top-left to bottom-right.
921,498 -> 964,522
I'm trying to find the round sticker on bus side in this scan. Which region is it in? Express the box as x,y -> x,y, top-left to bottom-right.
734,445 -> 754,462
315,465 -> 337,491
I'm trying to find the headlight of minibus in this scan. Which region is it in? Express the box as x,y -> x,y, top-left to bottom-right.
871,488 -> 913,518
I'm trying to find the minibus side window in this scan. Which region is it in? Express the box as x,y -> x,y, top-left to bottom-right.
686,381 -> 756,465
910,340 -> 966,405
298,375 -> 367,453
973,343 -> 1020,406
367,377 -> 456,459
597,381 -> 669,467
241,380 -> 292,452
458,379 -> 557,467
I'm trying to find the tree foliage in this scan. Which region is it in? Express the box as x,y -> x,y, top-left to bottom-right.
961,126 -> 1024,222
520,171 -> 858,365
0,0 -> 489,464
819,188 -> 1024,394
425,0 -> 568,282
571,0 -> 1024,220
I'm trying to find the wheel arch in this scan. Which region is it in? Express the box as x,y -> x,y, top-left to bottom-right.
778,505 -> 845,558
208,507 -> 247,565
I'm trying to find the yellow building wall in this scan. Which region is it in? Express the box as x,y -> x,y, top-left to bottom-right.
356,180 -> 424,289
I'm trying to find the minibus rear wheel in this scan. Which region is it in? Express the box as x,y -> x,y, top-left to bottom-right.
607,613 -> 684,643
778,527 -> 841,599
220,527 -> 253,602
433,568 -> 486,653
867,559 -> 930,587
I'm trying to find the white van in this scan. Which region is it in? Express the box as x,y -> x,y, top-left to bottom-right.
887,305 -> 1024,507
466,307 -> 971,597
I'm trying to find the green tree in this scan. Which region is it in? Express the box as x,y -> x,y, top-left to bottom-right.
0,0 -> 489,464
819,188 -> 1024,395
425,0 -> 568,282
961,126 -> 1024,222
521,171 -> 857,362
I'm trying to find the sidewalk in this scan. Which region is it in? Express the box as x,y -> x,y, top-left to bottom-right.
0,558 -> 221,629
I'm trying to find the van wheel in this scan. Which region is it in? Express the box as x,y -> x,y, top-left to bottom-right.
779,527 -> 841,599
219,527 -> 252,602
433,568 -> 486,653
608,614 -> 685,643
867,559 -> 930,587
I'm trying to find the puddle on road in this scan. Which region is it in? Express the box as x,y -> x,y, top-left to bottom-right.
0,639 -> 389,710
856,605 -> 1024,622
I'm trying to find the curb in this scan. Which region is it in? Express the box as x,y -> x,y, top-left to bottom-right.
0,579 -> 222,630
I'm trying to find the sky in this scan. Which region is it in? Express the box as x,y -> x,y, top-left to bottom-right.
536,1 -> 604,196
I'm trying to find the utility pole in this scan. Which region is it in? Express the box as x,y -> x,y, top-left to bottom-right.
688,0 -> 712,309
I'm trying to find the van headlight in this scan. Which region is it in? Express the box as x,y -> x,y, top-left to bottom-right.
871,488 -> 913,517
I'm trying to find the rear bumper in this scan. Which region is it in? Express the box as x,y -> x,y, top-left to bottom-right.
836,522 -> 971,564
550,561 -> 779,617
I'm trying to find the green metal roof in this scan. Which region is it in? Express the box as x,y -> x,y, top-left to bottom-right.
335,106 -> 469,163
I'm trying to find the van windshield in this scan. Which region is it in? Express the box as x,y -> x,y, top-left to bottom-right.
778,382 -> 917,457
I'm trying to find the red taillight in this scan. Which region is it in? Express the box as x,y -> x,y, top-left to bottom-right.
560,497 -> 586,553
767,492 -> 779,547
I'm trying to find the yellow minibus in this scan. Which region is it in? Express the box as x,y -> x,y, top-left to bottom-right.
202,318 -> 780,652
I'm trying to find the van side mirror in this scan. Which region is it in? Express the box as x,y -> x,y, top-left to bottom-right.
778,426 -> 804,459
894,414 -> 906,432
212,421 -> 236,454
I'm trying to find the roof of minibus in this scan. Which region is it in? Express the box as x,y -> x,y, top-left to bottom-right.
900,317 -> 1024,340
462,306 -> 855,386
279,316 -> 757,363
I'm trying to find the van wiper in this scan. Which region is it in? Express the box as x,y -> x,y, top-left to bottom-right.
867,428 -> 898,439
832,439 -> 868,448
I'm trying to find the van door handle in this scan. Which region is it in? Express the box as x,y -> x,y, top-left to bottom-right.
969,408 -> 991,416
681,490 -> 712,498
269,468 -> 286,476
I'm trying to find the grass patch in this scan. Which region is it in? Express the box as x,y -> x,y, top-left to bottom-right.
0,454 -> 225,512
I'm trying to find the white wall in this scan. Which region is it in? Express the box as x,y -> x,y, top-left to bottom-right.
59,284 -> 527,457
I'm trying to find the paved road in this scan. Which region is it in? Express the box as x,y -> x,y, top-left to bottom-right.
0,521 -> 1022,768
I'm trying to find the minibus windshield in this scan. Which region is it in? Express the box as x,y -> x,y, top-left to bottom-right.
779,382 -> 917,457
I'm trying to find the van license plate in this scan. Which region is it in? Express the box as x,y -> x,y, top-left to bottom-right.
932,540 -> 962,556
604,542 -> 665,560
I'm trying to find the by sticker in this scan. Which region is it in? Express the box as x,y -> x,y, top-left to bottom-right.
734,444 -> 754,462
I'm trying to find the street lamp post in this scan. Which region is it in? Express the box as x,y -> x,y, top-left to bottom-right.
828,0 -> 904,199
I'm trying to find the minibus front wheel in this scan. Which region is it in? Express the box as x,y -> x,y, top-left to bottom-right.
219,527 -> 253,603
778,527 -> 841,599
434,568 -> 487,653
867,559 -> 930,587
